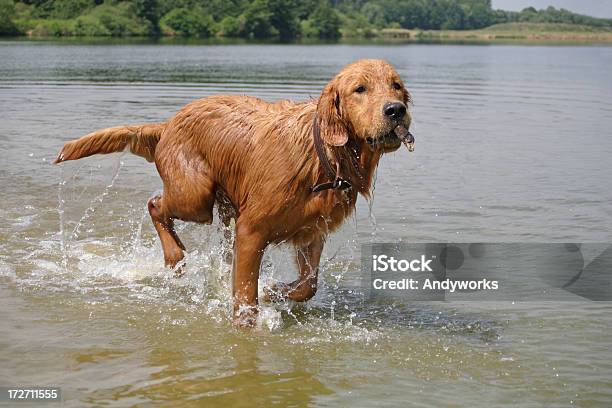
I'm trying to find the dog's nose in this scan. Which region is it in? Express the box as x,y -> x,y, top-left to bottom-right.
383,102 -> 406,120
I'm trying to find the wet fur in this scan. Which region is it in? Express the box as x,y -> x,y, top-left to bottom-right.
54,59 -> 412,326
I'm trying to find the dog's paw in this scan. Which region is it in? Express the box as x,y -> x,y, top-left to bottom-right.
262,282 -> 289,303
169,258 -> 186,278
233,305 -> 258,328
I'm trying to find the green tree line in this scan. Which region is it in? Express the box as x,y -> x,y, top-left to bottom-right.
1,0 -> 611,38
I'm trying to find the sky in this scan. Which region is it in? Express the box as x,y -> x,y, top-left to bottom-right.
492,0 -> 612,18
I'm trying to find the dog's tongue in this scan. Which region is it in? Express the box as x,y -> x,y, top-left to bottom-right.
394,125 -> 415,152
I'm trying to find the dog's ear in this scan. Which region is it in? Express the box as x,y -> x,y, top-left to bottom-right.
317,81 -> 348,146
401,85 -> 412,106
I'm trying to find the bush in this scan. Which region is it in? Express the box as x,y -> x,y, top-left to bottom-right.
241,0 -> 277,38
214,0 -> 300,39
88,3 -> 152,36
52,0 -> 95,19
132,0 -> 160,36
361,2 -> 386,28
299,18 -> 316,38
267,0 -> 300,40
73,15 -> 110,36
305,1 -> 341,39
19,2 -> 150,37
0,0 -> 18,35
161,7 -> 212,37
215,15 -> 243,37
340,10 -> 375,37
31,19 -> 73,36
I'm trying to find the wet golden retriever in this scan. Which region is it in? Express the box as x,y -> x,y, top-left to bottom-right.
54,59 -> 414,326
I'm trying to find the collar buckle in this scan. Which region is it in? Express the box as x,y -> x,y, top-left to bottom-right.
311,115 -> 353,193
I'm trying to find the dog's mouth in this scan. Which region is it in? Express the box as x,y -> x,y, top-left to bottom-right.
393,124 -> 415,152
367,124 -> 415,152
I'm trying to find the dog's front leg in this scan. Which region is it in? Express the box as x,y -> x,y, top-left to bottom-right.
264,236 -> 324,303
232,219 -> 266,327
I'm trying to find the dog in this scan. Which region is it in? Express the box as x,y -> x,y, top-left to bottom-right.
54,59 -> 414,326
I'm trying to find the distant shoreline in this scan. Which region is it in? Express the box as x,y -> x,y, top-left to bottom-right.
379,23 -> 612,42
4,23 -> 612,44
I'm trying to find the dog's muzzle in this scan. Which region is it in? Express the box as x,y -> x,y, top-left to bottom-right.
367,124 -> 415,152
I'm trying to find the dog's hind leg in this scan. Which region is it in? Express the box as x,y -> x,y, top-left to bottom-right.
149,154 -> 218,273
148,176 -> 217,276
263,236 -> 324,303
148,195 -> 186,271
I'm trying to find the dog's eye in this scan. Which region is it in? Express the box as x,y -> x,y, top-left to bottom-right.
355,85 -> 366,93
392,82 -> 402,90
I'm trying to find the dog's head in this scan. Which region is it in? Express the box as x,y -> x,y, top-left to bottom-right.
316,59 -> 411,152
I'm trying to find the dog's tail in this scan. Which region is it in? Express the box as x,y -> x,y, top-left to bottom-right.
53,123 -> 165,164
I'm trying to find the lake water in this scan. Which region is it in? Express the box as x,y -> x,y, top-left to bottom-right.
1,40 -> 611,407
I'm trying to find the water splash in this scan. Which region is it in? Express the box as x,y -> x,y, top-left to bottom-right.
257,306 -> 283,331
57,165 -> 68,271
129,204 -> 149,257
46,155 -> 449,341
366,166 -> 378,239
69,157 -> 124,242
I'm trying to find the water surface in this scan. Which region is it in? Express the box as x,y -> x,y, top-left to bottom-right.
1,41 -> 611,407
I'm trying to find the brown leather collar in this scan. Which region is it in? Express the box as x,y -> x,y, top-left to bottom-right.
311,116 -> 352,193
